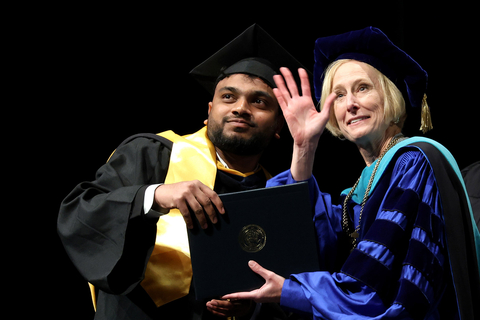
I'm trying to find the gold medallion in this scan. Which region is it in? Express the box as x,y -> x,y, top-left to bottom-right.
238,224 -> 266,253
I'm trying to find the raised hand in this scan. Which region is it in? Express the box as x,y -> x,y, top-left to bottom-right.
273,68 -> 336,180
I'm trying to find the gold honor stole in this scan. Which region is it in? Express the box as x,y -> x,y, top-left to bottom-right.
89,126 -> 270,309
140,126 -> 218,307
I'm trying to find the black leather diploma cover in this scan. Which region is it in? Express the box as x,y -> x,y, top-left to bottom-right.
187,182 -> 320,299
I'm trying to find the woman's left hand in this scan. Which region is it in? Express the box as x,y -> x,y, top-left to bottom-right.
220,260 -> 285,304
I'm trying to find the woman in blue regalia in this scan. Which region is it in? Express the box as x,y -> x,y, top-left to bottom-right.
215,27 -> 480,319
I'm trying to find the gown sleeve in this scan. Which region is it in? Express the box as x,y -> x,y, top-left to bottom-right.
57,137 -> 171,295
279,150 -> 451,319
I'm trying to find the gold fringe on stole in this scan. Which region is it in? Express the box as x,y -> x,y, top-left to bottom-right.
419,94 -> 433,133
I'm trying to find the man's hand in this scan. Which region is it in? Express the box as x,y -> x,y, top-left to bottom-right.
206,299 -> 254,318
153,181 -> 225,229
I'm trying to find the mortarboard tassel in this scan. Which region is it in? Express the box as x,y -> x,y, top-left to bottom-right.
420,94 -> 433,133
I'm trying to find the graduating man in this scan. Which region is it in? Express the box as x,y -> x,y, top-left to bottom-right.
58,24 -> 310,320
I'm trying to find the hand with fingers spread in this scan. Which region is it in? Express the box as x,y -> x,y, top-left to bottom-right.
221,260 -> 285,304
153,180 -> 225,229
273,67 -> 337,180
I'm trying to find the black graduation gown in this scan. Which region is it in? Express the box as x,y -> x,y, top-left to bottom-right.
57,135 -> 291,320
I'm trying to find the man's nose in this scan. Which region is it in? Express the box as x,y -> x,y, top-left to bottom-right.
232,98 -> 252,117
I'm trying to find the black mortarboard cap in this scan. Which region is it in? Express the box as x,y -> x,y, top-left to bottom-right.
314,26 -> 432,132
190,24 -> 311,96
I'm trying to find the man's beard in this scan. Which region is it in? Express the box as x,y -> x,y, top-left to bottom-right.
207,117 -> 277,156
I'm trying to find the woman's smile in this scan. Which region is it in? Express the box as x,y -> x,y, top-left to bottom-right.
347,115 -> 371,126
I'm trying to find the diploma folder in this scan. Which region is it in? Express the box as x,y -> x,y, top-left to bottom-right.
187,182 -> 320,300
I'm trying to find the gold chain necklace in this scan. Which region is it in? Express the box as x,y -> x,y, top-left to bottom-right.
342,134 -> 403,250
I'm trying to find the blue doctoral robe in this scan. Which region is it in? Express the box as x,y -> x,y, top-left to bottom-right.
266,137 -> 480,319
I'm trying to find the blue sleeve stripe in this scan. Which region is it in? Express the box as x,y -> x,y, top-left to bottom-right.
382,188 -> 420,220
377,210 -> 408,230
400,264 -> 435,304
357,240 -> 395,269
404,239 -> 444,293
395,276 -> 430,319
363,219 -> 408,256
341,248 -> 392,295
411,227 -> 444,266
413,202 -> 445,247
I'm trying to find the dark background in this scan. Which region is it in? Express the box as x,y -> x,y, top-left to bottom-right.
20,1 -> 477,318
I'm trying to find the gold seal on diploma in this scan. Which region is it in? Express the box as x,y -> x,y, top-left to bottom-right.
239,224 -> 266,253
